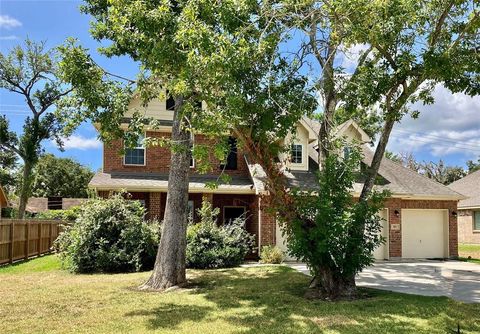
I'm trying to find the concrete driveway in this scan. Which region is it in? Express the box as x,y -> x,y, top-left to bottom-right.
288,260 -> 480,303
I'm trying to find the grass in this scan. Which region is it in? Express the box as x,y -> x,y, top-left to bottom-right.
0,256 -> 479,334
459,243 -> 480,263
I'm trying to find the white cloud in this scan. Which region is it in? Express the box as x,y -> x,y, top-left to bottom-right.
0,35 -> 18,40
387,85 -> 480,159
58,135 -> 102,151
0,15 -> 22,29
341,44 -> 370,72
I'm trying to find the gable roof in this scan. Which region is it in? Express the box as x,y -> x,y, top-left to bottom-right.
448,170 -> 480,209
303,118 -> 372,144
245,145 -> 464,200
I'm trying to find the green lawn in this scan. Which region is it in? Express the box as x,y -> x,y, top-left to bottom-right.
0,256 -> 479,334
459,243 -> 480,263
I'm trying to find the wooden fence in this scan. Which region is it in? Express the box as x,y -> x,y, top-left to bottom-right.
0,219 -> 67,265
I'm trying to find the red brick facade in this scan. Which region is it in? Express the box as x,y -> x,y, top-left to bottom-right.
457,209 -> 480,244
103,131 -> 250,177
258,197 -> 459,259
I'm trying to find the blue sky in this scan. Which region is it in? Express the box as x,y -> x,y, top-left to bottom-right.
1,0 -> 479,172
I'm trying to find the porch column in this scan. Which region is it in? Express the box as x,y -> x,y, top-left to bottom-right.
149,192 -> 162,220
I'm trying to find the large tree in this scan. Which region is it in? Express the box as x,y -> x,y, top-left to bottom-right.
58,0 -> 281,290
0,40 -> 74,218
28,153 -> 94,198
222,0 -> 479,299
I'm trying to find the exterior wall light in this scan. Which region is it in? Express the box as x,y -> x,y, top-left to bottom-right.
394,210 -> 400,218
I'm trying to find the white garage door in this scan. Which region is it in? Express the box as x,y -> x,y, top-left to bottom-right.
402,209 -> 448,259
373,209 -> 389,260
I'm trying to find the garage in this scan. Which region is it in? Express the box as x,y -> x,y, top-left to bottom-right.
401,209 -> 448,259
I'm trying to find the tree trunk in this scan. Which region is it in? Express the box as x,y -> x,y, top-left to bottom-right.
359,117 -> 396,201
140,97 -> 191,290
17,160 -> 33,219
307,266 -> 357,300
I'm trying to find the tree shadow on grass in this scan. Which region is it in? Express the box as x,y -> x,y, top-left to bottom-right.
125,265 -> 480,333
124,303 -> 214,330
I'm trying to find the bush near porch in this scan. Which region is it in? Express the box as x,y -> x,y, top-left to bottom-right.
0,255 -> 479,334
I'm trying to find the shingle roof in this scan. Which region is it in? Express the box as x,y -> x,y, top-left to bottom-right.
448,170 -> 480,208
245,145 -> 464,200
89,171 -> 255,194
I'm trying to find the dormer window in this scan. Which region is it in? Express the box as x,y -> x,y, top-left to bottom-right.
291,144 -> 303,164
343,146 -> 352,159
124,135 -> 145,166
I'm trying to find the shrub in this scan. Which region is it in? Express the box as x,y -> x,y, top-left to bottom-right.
55,194 -> 160,273
260,246 -> 284,264
37,206 -> 81,221
186,200 -> 255,269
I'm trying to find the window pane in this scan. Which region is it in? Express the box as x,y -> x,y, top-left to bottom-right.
474,211 -> 480,230
291,144 -> 302,164
125,148 -> 145,165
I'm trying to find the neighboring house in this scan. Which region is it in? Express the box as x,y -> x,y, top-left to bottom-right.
89,96 -> 464,260
11,197 -> 87,215
0,185 -> 8,219
448,170 -> 480,244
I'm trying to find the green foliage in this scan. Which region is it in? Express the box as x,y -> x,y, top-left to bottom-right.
28,154 -> 94,198
36,206 -> 82,221
466,157 -> 480,174
0,149 -> 18,193
283,145 -> 387,279
186,200 -> 255,269
259,246 -> 284,264
0,39 -> 78,218
55,194 -> 159,273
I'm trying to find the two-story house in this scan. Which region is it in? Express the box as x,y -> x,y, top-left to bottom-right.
89,96 -> 464,260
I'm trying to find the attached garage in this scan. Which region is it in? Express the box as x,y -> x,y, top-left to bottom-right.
401,209 -> 449,259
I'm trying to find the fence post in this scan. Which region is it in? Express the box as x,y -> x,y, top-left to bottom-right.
37,222 -> 42,255
9,220 -> 14,264
24,221 -> 29,260
48,222 -> 53,252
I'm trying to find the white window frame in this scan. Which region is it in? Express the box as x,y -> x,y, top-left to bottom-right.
123,134 -> 146,166
290,143 -> 303,164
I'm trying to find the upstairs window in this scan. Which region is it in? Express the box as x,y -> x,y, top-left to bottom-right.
290,144 -> 303,164
124,135 -> 145,166
343,146 -> 352,159
221,137 -> 237,170
474,211 -> 480,231
166,94 -> 175,111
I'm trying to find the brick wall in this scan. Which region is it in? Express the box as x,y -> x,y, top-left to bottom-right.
103,131 -> 250,177
458,209 -> 480,244
257,197 -> 459,259
384,199 -> 458,258
258,197 -> 276,247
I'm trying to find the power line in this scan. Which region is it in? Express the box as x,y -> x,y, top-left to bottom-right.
393,128 -> 480,149
390,133 -> 480,153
